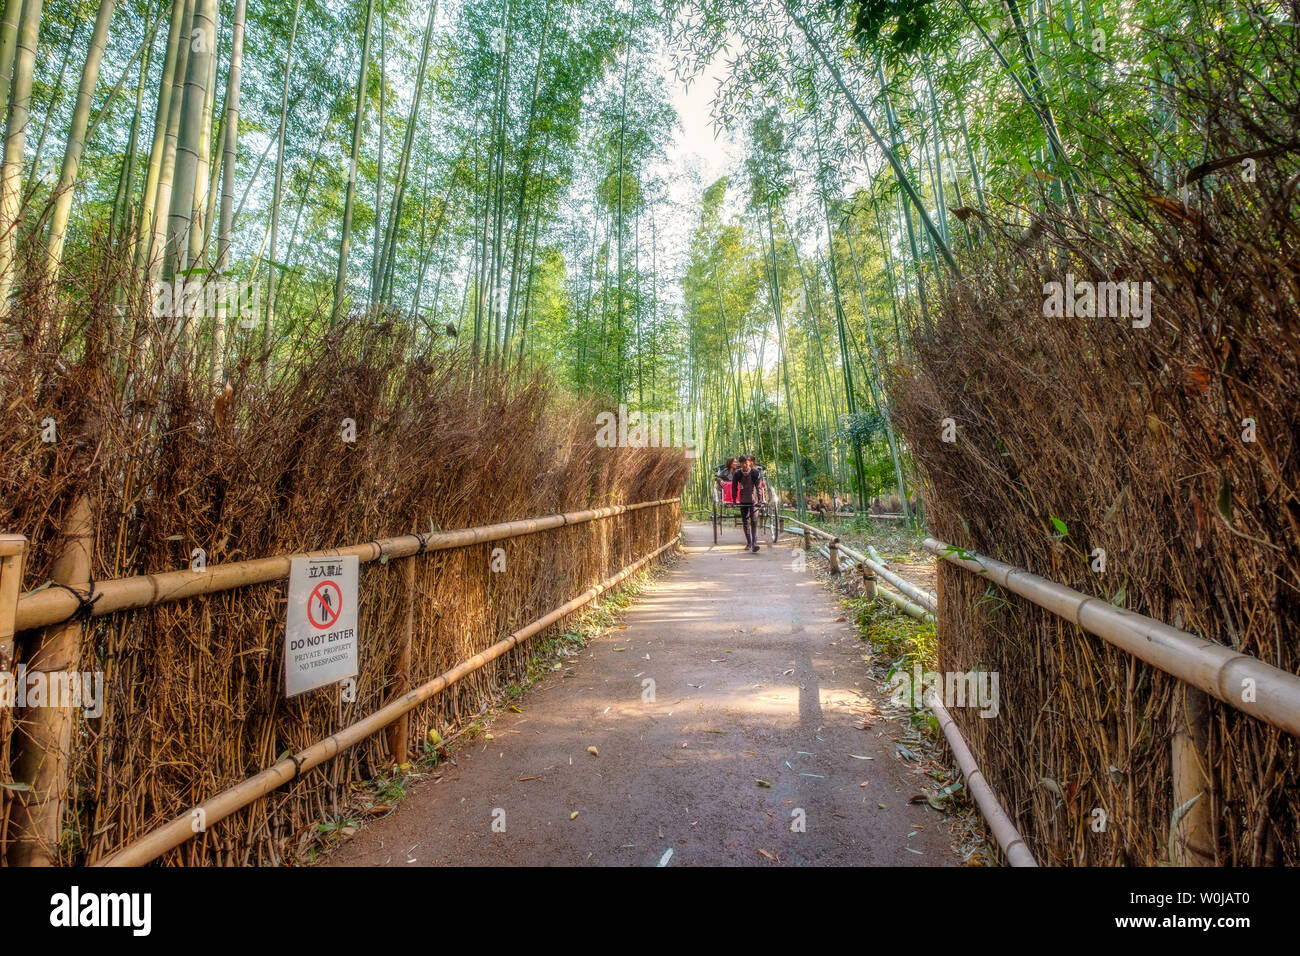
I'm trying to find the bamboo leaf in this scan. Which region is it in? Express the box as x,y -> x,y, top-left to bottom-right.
1216,473 -> 1233,522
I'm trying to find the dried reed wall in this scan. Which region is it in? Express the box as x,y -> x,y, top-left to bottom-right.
892,100 -> 1299,864
1,304 -> 689,865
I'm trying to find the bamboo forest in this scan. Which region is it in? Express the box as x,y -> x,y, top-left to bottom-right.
1,0 -> 1299,909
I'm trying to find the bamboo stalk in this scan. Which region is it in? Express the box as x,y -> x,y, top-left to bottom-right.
924,537 -> 1300,737
14,499 -> 679,632
781,513 -> 832,541
95,534 -> 678,867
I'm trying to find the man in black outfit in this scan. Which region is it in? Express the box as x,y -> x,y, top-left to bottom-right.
731,455 -> 764,553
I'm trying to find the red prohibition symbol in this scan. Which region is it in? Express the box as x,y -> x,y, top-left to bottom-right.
307,580 -> 343,629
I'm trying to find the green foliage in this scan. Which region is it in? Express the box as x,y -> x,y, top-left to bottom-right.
832,0 -> 953,60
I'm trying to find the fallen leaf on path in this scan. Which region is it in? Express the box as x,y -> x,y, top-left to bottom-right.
570,811 -> 579,820
755,779 -> 773,789
910,793 -> 948,811
518,776 -> 539,781
758,848 -> 779,863
587,746 -> 599,756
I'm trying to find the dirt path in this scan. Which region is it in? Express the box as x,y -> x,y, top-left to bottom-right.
324,521 -> 959,867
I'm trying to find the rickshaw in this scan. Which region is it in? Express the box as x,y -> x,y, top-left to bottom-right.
710,462 -> 780,546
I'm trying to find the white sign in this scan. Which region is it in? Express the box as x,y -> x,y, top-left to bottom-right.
285,555 -> 359,697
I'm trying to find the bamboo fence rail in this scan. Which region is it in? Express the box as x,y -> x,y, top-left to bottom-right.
784,517 -> 937,616
924,537 -> 1300,738
14,499 -> 679,632
925,687 -> 1037,867
1,498 -> 681,865
96,534 -> 679,867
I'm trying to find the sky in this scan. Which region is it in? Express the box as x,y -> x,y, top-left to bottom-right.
663,47 -> 741,190
635,43 -> 743,321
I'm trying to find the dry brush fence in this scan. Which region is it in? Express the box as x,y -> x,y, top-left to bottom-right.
891,43 -> 1300,864
1,305 -> 690,865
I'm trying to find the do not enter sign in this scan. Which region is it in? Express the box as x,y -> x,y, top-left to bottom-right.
307,580 -> 343,629
285,555 -> 359,697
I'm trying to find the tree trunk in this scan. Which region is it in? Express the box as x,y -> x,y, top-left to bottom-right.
211,0 -> 246,389
378,0 -> 439,306
784,0 -> 960,278
262,0 -> 302,384
44,0 -> 119,285
135,0 -> 186,272
167,0 -> 215,285
331,0 -> 376,327
0,0 -> 49,317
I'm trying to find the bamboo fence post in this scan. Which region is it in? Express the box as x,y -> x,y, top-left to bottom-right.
0,535 -> 22,671
385,555 -> 416,767
10,496 -> 93,866
0,534 -> 26,866
1171,686 -> 1214,864
828,537 -> 841,577
857,562 -> 876,600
